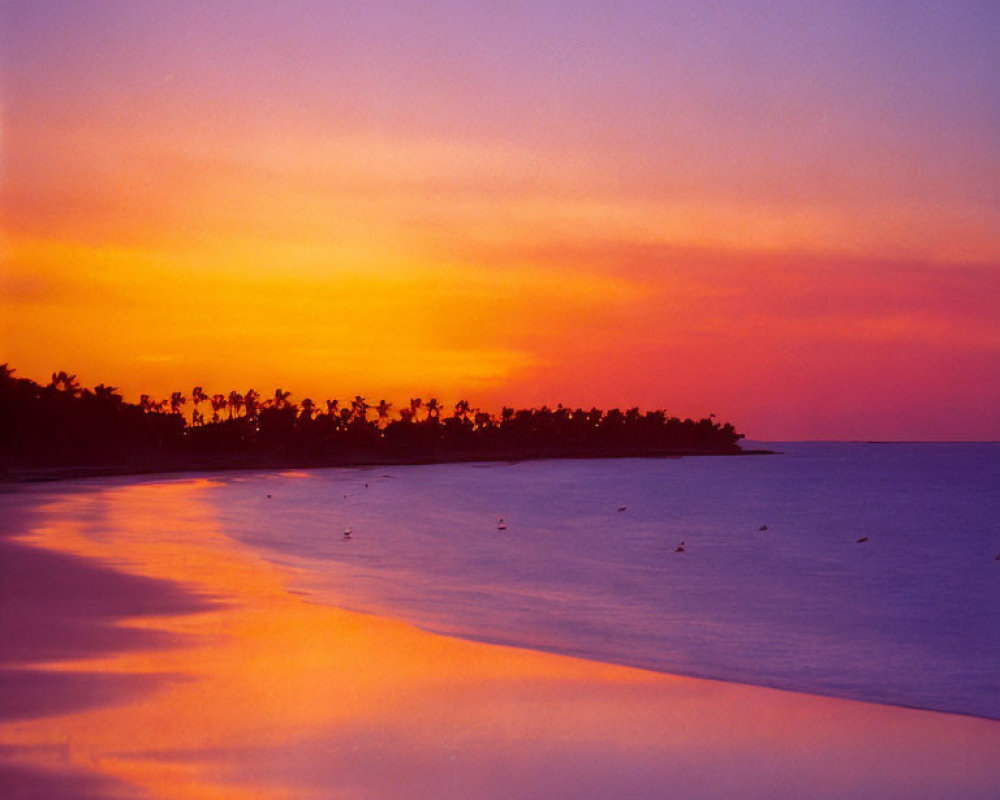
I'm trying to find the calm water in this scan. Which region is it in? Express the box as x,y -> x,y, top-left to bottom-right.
202,443 -> 999,719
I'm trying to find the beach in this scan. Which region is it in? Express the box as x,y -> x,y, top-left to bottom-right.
2,470 -> 1000,799
6,2 -> 996,794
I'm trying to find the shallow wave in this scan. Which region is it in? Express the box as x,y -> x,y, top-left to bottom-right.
211,443 -> 1000,719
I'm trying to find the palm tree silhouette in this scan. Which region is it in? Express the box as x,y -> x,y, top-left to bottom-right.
49,371 -> 81,396
350,395 -> 368,423
210,394 -> 227,423
170,392 -> 186,415
227,391 -> 244,419
376,400 -> 393,427
245,389 -> 260,421
93,384 -> 122,404
191,386 -> 208,423
408,397 -> 423,421
272,388 -> 292,409
0,360 -> 747,466
300,397 -> 316,421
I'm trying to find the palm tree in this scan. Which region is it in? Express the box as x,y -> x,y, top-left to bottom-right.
325,399 -> 340,429
191,386 -> 208,423
93,384 -> 122,404
300,397 -> 316,421
48,371 -> 81,396
425,397 -> 440,419
170,391 -> 186,415
408,397 -> 423,420
453,399 -> 471,421
210,394 -> 227,423
376,399 -> 393,427
272,388 -> 291,409
227,390 -> 244,419
349,395 -> 368,423
244,388 -> 260,421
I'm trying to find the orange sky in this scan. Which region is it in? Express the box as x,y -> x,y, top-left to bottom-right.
2,2 -> 999,439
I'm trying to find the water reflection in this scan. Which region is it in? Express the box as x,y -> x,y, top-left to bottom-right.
1,476 -> 999,799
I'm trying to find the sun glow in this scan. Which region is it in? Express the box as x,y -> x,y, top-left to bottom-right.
3,1 -> 999,439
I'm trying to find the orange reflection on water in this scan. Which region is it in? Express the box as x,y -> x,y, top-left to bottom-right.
2,476 -> 999,799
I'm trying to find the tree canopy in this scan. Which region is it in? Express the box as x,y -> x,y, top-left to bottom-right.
0,365 -> 745,476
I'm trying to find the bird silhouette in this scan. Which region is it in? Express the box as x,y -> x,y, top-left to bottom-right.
617,505 -> 627,512
759,525 -> 768,531
675,541 -> 686,553
856,536 -> 869,544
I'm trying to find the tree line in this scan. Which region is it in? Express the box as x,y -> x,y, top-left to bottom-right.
0,365 -> 745,472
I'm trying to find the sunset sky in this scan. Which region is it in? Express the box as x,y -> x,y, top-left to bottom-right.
2,1 -> 998,439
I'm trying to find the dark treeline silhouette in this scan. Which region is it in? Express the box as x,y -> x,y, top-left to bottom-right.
0,365 -> 745,478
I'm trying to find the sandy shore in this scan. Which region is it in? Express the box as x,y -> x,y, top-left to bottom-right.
2,477 -> 999,799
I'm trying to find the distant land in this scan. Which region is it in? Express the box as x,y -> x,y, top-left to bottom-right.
0,365 -> 749,482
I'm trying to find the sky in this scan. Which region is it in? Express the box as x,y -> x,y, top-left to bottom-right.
2,0 -> 998,440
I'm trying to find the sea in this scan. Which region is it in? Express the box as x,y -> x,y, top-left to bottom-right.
198,441 -> 1000,721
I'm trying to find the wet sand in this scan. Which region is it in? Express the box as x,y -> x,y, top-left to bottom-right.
2,477 -> 999,799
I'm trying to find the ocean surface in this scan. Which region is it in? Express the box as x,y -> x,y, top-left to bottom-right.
197,442 -> 1000,721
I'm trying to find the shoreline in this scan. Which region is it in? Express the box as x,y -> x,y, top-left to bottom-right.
0,447 -> 777,485
415,622 -> 1000,725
